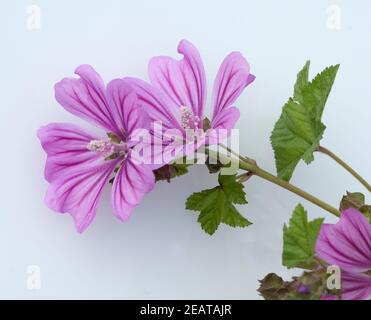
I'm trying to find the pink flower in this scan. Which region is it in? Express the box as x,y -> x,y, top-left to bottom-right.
316,208 -> 371,300
123,39 -> 255,155
38,65 -> 155,233
340,270 -> 371,300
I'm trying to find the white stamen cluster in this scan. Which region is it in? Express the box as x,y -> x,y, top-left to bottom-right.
87,138 -> 129,160
87,139 -> 114,155
180,106 -> 200,129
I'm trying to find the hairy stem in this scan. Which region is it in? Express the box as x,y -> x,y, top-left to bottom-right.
206,148 -> 340,217
317,146 -> 371,193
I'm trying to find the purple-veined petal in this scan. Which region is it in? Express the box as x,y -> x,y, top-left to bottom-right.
54,65 -> 118,134
341,271 -> 371,300
106,79 -> 150,138
38,122 -> 121,232
111,157 -> 155,221
211,52 -> 254,120
148,39 -> 206,120
206,107 -> 240,145
316,208 -> 371,273
37,123 -> 99,182
45,156 -> 120,233
123,77 -> 182,131
211,106 -> 240,130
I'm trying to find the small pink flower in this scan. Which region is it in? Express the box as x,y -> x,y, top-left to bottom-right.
38,65 -> 155,233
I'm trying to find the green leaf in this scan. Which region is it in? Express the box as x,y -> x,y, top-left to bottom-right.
186,174 -> 251,235
218,174 -> 248,205
283,204 -> 324,269
271,62 -> 339,181
340,191 -> 371,222
302,65 -> 340,122
293,60 -> 310,102
271,99 -> 325,180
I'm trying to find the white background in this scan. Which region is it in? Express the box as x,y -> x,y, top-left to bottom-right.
0,0 -> 370,299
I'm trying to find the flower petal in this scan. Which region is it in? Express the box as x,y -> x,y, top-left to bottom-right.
38,122 -> 119,232
111,157 -> 155,221
211,106 -> 240,130
123,77 -> 182,131
37,123 -> 99,182
106,79 -> 150,137
55,65 -> 118,134
341,271 -> 371,300
316,208 -> 371,273
211,52 -> 254,120
148,39 -> 206,120
45,157 -> 119,233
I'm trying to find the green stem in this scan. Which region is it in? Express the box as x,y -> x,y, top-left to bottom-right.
219,143 -> 254,164
317,146 -> 371,193
206,148 -> 340,217
239,160 -> 340,217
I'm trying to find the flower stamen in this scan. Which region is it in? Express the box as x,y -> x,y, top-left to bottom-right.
180,106 -> 200,129
87,138 -> 128,160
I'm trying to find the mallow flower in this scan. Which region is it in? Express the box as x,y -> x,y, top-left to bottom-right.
122,39 -> 255,159
316,208 -> 371,300
38,65 -> 155,233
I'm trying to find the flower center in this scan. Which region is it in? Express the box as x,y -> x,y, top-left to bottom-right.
180,106 -> 200,129
87,138 -> 128,160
